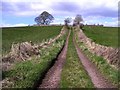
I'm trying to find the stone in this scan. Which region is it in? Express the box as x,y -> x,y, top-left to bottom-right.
77,28 -> 118,68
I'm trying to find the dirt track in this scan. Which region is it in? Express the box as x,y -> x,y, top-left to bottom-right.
38,30 -> 70,88
73,34 -> 117,88
37,28 -> 117,89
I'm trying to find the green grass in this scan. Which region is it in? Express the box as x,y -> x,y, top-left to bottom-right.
2,32 -> 67,88
60,30 -> 94,88
2,26 -> 62,54
75,30 -> 119,87
83,26 -> 118,47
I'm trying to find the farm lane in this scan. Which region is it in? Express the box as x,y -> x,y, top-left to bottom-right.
38,28 -> 116,88
38,30 -> 71,88
73,32 -> 116,88
2,26 -> 118,88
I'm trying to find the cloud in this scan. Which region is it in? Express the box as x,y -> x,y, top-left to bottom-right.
83,7 -> 117,17
83,16 -> 118,27
2,0 -> 119,17
1,0 -> 119,27
104,21 -> 118,27
51,18 -> 65,24
51,2 -> 80,12
1,23 -> 28,27
2,2 -> 35,16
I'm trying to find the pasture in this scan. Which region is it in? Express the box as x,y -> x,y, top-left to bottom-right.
83,26 -> 118,47
2,26 -> 119,88
2,26 -> 62,54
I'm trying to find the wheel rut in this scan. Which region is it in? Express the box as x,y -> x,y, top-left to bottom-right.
38,30 -> 71,88
73,33 -> 117,88
36,28 -> 117,89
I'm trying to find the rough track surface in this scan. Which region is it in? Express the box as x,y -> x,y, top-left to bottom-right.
73,34 -> 117,88
38,30 -> 71,88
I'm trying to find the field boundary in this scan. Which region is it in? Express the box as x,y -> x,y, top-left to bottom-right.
38,29 -> 70,88
73,30 -> 116,88
2,27 -> 66,71
75,26 -> 119,69
1,27 -> 67,88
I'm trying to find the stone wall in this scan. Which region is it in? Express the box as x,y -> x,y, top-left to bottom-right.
76,27 -> 119,68
2,27 -> 67,71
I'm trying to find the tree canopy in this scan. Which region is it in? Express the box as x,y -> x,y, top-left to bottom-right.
74,14 -> 83,24
35,11 -> 54,25
64,18 -> 72,26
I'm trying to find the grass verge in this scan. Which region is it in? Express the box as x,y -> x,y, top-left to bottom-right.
2,31 -> 67,88
2,26 -> 62,54
75,30 -> 119,87
60,29 -> 94,88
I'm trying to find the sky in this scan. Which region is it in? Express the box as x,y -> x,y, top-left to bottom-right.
1,0 -> 119,27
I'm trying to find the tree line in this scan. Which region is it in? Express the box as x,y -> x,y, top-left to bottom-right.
34,11 -> 83,28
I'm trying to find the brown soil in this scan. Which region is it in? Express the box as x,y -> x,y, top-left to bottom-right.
73,35 -> 117,88
38,30 -> 71,88
37,29 -> 117,89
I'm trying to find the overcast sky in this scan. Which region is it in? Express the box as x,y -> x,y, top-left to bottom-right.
1,0 -> 119,27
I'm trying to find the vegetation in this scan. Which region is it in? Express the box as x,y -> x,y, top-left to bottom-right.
75,31 -> 119,87
2,26 -> 62,54
2,25 -> 119,88
74,14 -> 83,25
35,11 -> 54,25
64,18 -> 72,26
60,29 -> 94,88
2,32 -> 67,88
83,26 -> 118,47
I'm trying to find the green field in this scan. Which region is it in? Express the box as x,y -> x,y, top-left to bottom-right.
3,37 -> 66,88
2,26 -> 62,54
2,26 -> 119,88
2,28 -> 67,88
83,26 -> 118,47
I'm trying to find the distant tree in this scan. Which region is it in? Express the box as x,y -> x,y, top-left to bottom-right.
64,18 -> 72,26
73,14 -> 84,29
80,23 -> 84,29
73,19 -> 77,26
74,14 -> 83,25
35,11 -> 54,25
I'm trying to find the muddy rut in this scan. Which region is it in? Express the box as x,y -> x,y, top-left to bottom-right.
38,30 -> 71,88
36,29 -> 117,89
73,34 -> 117,88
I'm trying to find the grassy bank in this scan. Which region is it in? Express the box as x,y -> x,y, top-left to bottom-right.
60,30 -> 94,88
2,26 -> 62,54
83,26 -> 118,47
75,30 -> 119,87
2,30 -> 67,88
